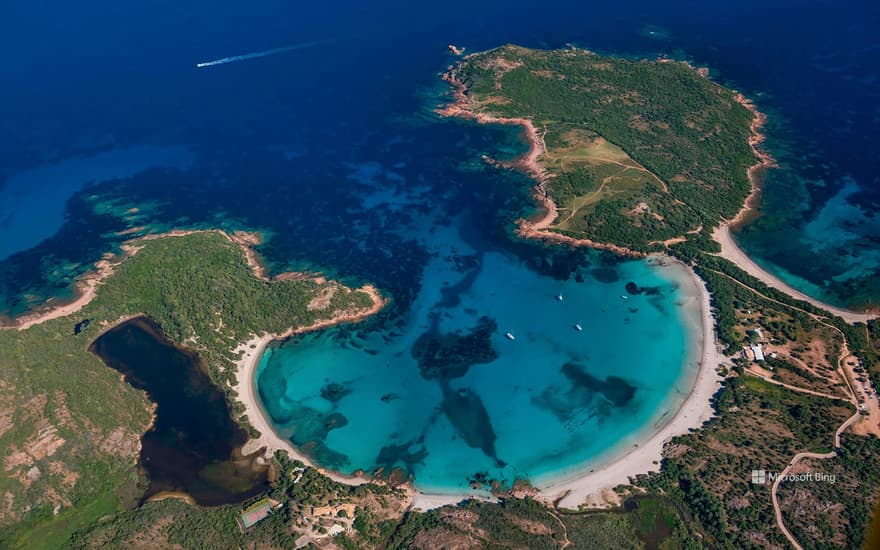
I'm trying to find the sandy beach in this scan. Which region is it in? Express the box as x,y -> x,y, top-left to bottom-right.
713,226 -> 876,324
231,254 -> 726,511
534,258 -> 725,509
711,92 -> 877,324
230,287 -> 510,511
231,284 -> 388,487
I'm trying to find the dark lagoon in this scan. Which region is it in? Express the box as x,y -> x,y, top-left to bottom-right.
90,317 -> 269,505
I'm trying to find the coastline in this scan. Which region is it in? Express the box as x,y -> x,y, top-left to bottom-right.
712,225 -> 876,323
437,68 -> 643,259
231,284 -> 388,486
534,257 -> 725,509
432,54 -> 727,509
0,244 -> 139,331
0,228 -> 297,332
230,287 -> 506,512
231,253 -> 725,511
713,92 -> 877,324
432,52 -> 876,511
439,51 -> 876,325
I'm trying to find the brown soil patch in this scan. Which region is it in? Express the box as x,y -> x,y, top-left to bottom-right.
49,460 -> 80,490
26,423 -> 66,462
411,527 -> 476,550
307,286 -> 338,311
508,514 -> 553,535
99,426 -> 141,458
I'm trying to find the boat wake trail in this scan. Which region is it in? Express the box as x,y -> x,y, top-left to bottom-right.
196,40 -> 326,68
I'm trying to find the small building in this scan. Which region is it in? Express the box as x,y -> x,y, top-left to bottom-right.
751,344 -> 765,362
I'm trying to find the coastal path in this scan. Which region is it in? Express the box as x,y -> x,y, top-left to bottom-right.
743,368 -> 849,402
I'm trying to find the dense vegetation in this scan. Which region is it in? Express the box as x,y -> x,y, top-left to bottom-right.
385,495 -> 703,549
73,451 -> 407,550
637,376 -> 854,549
0,231 -> 376,548
73,451 -> 703,549
778,435 -> 880,549
453,45 -> 759,250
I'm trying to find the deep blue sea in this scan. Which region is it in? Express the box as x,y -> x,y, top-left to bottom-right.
2,1 -> 877,489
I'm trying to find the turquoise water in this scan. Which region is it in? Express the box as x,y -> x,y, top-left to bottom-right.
736,172 -> 880,309
0,145 -> 192,261
2,0 -> 873,496
256,170 -> 697,491
3,1 -> 878,317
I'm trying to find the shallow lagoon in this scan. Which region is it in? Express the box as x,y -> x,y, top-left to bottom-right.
256,175 -> 699,491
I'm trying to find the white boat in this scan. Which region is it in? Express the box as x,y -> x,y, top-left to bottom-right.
620,295 -> 629,300
574,323 -> 583,331
556,294 -> 564,301
505,332 -> 516,341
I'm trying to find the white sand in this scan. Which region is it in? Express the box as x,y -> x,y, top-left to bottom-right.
232,256 -> 727,511
410,491 -> 495,512
534,258 -> 725,509
233,334 -> 379,486
231,283 -> 387,486
713,225 -> 876,324
233,332 -> 499,511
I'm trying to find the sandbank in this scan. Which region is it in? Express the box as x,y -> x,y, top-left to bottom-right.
712,93 -> 876,324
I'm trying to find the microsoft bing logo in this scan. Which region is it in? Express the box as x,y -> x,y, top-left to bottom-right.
750,469 -> 835,485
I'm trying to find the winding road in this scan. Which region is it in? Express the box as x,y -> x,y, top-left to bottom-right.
707,267 -> 871,549
769,411 -> 862,550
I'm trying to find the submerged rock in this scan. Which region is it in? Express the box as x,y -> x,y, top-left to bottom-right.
561,361 -> 636,406
625,281 -> 661,296
320,382 -> 351,403
375,439 -> 428,479
412,316 -> 498,380
441,384 -> 505,468
380,392 -> 400,403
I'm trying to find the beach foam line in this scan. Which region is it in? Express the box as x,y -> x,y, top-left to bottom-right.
196,40 -> 327,68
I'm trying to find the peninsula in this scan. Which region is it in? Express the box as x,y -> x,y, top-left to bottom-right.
440,44 -> 761,254
433,44 -> 880,549
0,230 -> 384,547
3,45 -> 879,550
